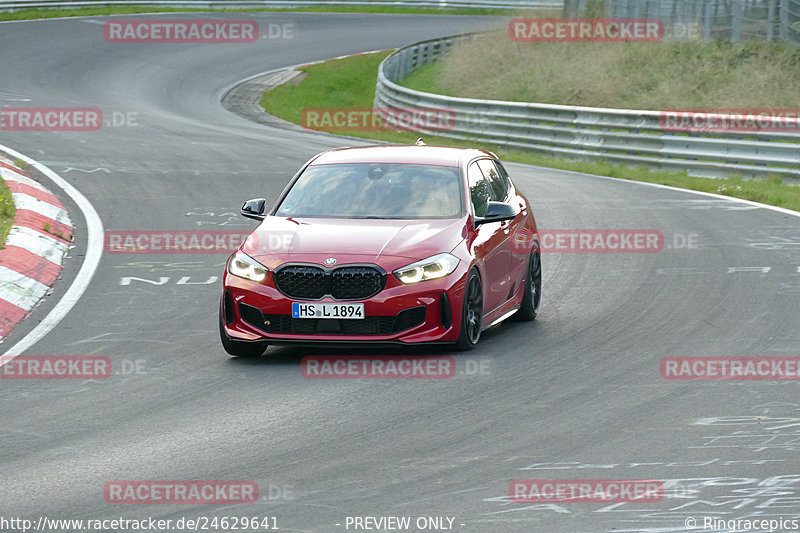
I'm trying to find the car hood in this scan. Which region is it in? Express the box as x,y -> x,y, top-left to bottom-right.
241,216 -> 466,268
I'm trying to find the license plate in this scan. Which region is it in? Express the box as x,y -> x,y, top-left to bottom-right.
292,302 -> 365,319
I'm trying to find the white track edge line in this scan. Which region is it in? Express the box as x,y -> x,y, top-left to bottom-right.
511,161 -> 800,219
0,144 -> 104,359
591,173 -> 800,219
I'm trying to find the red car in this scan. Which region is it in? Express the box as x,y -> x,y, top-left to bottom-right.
219,143 -> 540,356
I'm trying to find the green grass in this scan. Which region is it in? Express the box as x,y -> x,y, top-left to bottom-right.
261,51 -> 431,144
0,5 -> 544,21
0,177 -> 15,250
262,53 -> 387,123
0,6 -> 197,20
42,221 -> 67,241
261,51 -> 800,213
403,34 -> 800,109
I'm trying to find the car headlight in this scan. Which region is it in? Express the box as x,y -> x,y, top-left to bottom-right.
228,252 -> 268,282
393,253 -> 459,284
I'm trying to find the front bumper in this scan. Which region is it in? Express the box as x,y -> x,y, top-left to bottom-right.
221,267 -> 469,345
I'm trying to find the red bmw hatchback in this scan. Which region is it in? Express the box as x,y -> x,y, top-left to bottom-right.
220,143 -> 541,356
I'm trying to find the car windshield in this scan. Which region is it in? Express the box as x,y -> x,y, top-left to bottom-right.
274,162 -> 462,219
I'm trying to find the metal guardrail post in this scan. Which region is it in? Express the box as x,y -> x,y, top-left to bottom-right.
703,0 -> 713,39
732,0 -> 743,42
780,0 -> 789,40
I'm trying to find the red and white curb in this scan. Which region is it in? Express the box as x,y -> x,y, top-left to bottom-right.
0,154 -> 73,338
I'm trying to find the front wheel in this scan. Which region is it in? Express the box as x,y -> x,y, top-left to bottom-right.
219,298 -> 268,358
516,250 -> 541,321
455,270 -> 483,351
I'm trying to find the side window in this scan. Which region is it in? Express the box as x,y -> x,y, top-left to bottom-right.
494,161 -> 514,195
478,159 -> 508,201
467,162 -> 491,218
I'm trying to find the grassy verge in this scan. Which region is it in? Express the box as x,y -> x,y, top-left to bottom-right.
0,177 -> 15,249
402,33 -> 800,109
0,5 -> 553,21
261,51 -> 800,213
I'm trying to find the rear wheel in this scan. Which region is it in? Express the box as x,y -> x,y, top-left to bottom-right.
219,298 -> 268,358
517,250 -> 541,321
455,270 -> 483,351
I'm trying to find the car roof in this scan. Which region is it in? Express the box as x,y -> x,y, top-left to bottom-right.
308,144 -> 497,167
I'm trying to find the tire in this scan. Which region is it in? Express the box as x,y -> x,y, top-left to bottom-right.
455,269 -> 483,351
219,298 -> 268,358
516,249 -> 541,322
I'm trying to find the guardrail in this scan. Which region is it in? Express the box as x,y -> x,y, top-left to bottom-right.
0,0 -> 563,11
374,34 -> 800,179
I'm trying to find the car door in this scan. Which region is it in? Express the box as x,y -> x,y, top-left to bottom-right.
467,160 -> 510,314
479,159 -> 528,294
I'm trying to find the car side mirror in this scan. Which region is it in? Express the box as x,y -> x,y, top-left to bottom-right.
241,198 -> 267,221
476,201 -> 517,225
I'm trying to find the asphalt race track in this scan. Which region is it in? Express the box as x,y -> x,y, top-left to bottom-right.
1,11 -> 799,533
